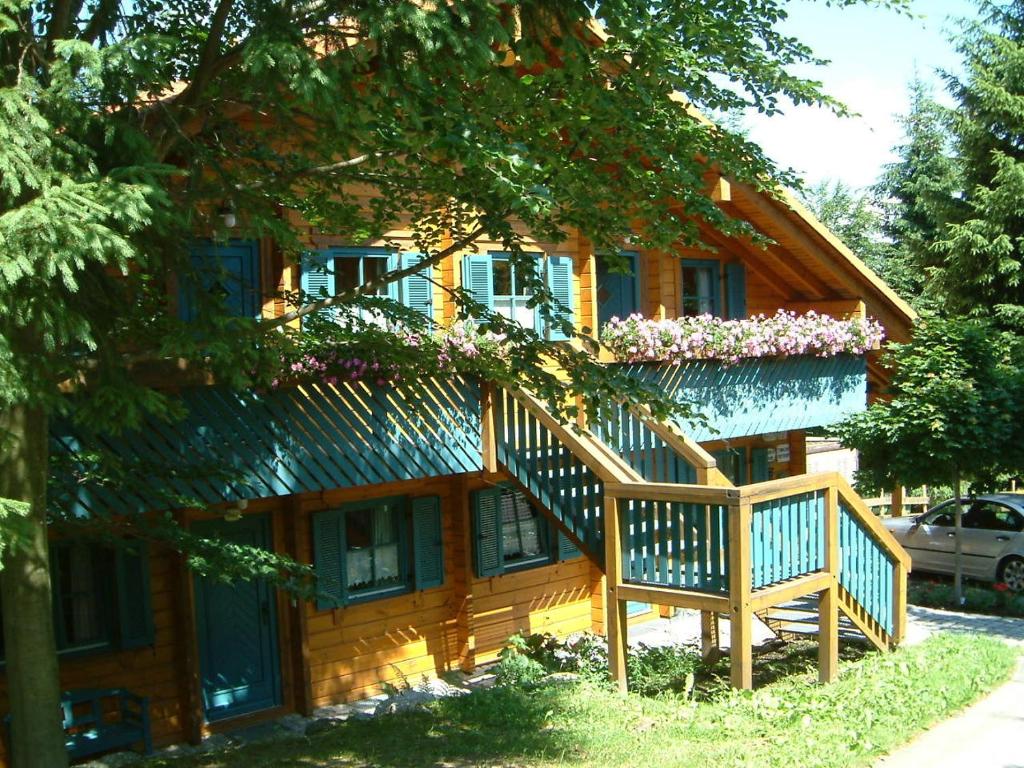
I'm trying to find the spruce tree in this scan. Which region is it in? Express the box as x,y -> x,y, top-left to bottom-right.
872,76 -> 960,304
930,1 -> 1024,328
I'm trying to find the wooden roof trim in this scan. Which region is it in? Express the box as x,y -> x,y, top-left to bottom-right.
728,182 -> 915,342
773,187 -> 917,325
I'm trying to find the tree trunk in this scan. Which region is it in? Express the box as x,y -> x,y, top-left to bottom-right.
952,466 -> 964,607
0,404 -> 68,768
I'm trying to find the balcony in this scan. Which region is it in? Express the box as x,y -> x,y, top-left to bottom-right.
616,353 -> 868,441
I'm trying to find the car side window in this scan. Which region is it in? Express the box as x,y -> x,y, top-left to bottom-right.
922,502 -> 956,527
966,502 -> 1024,533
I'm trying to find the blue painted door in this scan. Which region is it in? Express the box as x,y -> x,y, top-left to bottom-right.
193,514 -> 281,722
597,253 -> 639,326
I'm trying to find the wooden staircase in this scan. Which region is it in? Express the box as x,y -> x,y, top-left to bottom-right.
484,383 -> 911,689
757,595 -> 863,644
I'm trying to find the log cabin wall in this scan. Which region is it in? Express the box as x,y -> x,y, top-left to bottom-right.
0,469 -> 600,762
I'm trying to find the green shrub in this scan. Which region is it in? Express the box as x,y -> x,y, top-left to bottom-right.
626,642 -> 701,697
494,636 -> 547,688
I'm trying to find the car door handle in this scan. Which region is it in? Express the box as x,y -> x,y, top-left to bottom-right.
946,532 -> 956,537
997,535 -> 1011,542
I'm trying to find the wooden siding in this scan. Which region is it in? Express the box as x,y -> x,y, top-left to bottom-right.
0,472 -> 599,762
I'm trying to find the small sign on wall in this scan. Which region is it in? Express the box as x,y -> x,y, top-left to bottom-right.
766,448 -> 776,463
775,444 -> 791,463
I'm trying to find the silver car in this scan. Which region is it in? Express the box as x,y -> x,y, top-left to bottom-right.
883,494 -> 1024,591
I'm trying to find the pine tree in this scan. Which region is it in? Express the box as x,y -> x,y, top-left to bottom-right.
929,1 -> 1024,328
872,76 -> 960,304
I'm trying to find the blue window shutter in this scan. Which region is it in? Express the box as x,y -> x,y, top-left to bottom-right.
301,251 -> 336,300
181,240 -> 261,320
725,262 -> 747,320
115,542 -> 154,649
543,255 -> 575,341
400,253 -> 434,326
313,511 -> 345,609
751,447 -> 770,483
461,254 -> 494,312
557,530 -> 583,561
412,496 -> 444,590
472,487 -> 503,577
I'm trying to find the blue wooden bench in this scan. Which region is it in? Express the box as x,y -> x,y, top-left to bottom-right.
5,688 -> 152,762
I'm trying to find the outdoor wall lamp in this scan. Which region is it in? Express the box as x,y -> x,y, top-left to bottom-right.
223,498 -> 248,522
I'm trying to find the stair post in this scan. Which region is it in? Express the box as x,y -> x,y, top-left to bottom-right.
818,486 -> 840,683
604,495 -> 628,693
727,499 -> 752,690
481,382 -> 498,473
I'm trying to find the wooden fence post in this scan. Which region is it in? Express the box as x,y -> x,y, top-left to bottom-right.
604,496 -> 628,693
819,487 -> 840,683
728,501 -> 752,690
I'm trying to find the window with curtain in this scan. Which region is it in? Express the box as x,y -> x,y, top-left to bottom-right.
681,260 -> 721,317
492,253 -> 540,329
344,504 -> 403,595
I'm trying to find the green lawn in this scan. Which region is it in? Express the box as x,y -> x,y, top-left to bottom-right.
146,634 -> 1017,768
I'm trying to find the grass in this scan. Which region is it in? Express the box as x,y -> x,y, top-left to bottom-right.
143,634 -> 1017,768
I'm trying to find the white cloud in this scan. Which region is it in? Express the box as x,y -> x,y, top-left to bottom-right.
745,76 -> 908,191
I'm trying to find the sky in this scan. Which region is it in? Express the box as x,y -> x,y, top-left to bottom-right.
744,0 -> 979,192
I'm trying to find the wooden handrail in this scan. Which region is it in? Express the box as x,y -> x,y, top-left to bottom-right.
833,475 -> 912,570
737,472 -> 837,504
628,404 -> 736,488
604,480 -> 737,506
504,387 -> 641,484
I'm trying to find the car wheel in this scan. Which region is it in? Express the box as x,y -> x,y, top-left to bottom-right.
998,556 -> 1024,592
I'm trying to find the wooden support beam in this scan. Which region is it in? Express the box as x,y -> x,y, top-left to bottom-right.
617,583 -> 731,613
749,571 -> 832,612
890,485 -> 905,517
172,513 -> 204,745
481,383 -> 497,473
604,496 -> 628,693
728,501 -> 753,690
893,560 -> 908,646
455,474 -> 478,672
786,299 -> 866,321
819,486 -> 840,684
285,499 -> 313,715
700,611 -> 720,662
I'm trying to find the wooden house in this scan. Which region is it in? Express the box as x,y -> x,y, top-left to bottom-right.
0,168 -> 914,763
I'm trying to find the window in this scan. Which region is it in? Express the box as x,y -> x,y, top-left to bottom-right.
712,447 -> 748,486
301,248 -> 433,327
461,253 -> 575,340
0,541 -> 153,662
312,495 -> 443,609
472,485 -> 582,577
491,252 -> 540,329
681,259 -> 721,317
922,501 -> 960,527
965,502 -> 1024,532
53,544 -> 111,652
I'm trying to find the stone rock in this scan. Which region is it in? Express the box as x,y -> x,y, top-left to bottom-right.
79,752 -> 143,768
540,672 -> 580,685
373,689 -> 437,716
312,703 -> 354,721
305,717 -> 344,737
197,733 -> 235,753
276,713 -> 311,735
